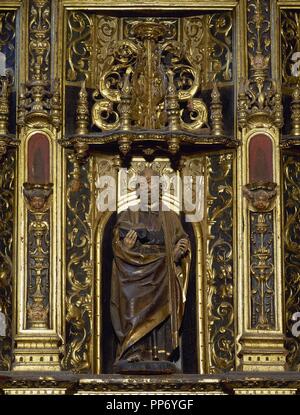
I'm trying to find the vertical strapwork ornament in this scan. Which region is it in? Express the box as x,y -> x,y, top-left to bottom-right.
76,81 -> 89,136
0,76 -> 12,160
238,0 -> 283,130
0,151 -> 15,370
210,83 -> 224,136
23,183 -> 53,329
247,0 -> 271,78
0,78 -> 9,135
118,68 -> 132,131
29,0 -> 51,82
206,153 -> 235,373
166,69 -> 180,155
63,154 -> 92,372
291,83 -> 300,136
18,0 -> 61,128
166,69 -> 180,132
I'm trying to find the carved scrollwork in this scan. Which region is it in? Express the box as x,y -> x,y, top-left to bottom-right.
63,154 -> 92,372
66,12 -> 232,91
183,14 -> 232,87
92,100 -> 120,131
90,20 -> 206,133
67,13 -> 118,86
206,153 -> 235,373
66,12 -> 232,141
98,40 -> 139,104
283,154 -> 300,369
0,151 -> 15,370
180,99 -> 208,131
281,10 -> 300,88
67,12 -> 92,83
161,41 -> 199,102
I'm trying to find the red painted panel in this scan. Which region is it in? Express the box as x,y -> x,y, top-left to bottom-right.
28,133 -> 50,184
249,134 -> 273,183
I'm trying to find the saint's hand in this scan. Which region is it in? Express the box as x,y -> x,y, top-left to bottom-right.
174,238 -> 189,261
123,230 -> 137,249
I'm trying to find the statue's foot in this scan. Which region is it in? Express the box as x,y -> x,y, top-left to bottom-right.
126,351 -> 143,363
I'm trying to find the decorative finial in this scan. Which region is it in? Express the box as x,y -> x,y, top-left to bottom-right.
76,81 -> 89,136
210,82 -> 224,136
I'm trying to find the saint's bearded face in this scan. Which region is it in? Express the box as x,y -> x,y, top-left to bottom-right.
139,168 -> 162,206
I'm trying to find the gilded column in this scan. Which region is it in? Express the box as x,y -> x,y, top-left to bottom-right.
236,0 -> 286,371
13,0 -> 62,371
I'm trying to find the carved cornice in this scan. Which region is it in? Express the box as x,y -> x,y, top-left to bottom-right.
1,373 -> 300,394
59,130 -> 239,164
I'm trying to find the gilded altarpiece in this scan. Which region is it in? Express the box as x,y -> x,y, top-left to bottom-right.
61,6 -> 237,375
1,0 -> 300,395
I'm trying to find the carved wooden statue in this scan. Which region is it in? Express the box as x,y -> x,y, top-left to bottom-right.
111,168 -> 190,374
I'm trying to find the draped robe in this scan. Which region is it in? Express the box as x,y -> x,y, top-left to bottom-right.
111,208 -> 190,362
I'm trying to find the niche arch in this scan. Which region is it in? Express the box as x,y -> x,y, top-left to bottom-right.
93,209 -> 206,374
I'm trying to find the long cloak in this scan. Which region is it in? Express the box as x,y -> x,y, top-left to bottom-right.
111,208 -> 190,360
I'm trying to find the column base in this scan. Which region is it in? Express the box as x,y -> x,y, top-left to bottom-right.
238,333 -> 287,372
12,336 -> 61,371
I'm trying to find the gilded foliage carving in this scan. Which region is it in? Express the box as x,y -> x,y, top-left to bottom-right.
183,14 -> 232,87
66,11 -> 232,90
0,151 -> 15,370
63,154 -> 93,372
281,10 -> 300,87
283,154 -> 300,369
206,152 -> 235,373
247,0 -> 271,75
29,0 -> 51,81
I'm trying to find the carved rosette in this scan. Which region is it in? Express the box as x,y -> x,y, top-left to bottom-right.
206,153 -> 235,373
